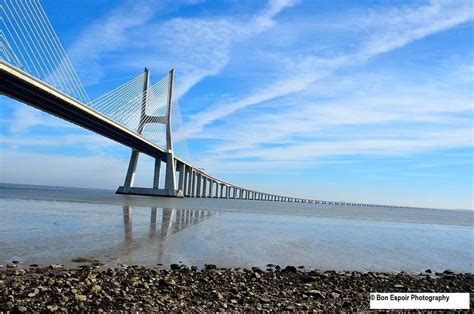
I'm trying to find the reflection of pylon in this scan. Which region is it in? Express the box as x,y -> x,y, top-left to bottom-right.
117,68 -> 181,197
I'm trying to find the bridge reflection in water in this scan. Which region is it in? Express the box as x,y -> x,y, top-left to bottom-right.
118,207 -> 215,265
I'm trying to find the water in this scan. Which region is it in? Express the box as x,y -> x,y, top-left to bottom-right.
1,183 -> 473,273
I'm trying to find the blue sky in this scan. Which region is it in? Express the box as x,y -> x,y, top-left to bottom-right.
0,0 -> 473,209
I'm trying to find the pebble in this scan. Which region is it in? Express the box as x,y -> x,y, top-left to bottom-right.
331,292 -> 340,299
283,265 -> 297,273
170,264 -> 180,270
205,264 -> 217,270
49,264 -> 63,269
75,294 -> 87,302
306,290 -> 325,299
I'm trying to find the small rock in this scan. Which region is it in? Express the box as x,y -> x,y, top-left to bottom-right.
165,278 -> 176,285
254,272 -> 262,279
91,285 -> 102,293
160,295 -> 170,302
205,264 -> 217,270
170,264 -> 180,270
331,292 -> 340,299
75,294 -> 87,302
215,292 -> 224,300
284,265 -> 297,273
6,263 -> 17,269
28,289 -> 39,298
260,297 -> 271,303
251,266 -> 263,273
425,269 -> 432,273
443,269 -> 454,274
306,290 -> 325,299
49,264 -> 63,269
47,305 -> 58,311
394,284 -> 404,288
17,306 -> 28,312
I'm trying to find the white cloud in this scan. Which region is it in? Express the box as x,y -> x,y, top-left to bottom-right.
187,70 -> 473,173
69,0 -> 299,97
68,0 -> 162,83
185,0 -> 473,137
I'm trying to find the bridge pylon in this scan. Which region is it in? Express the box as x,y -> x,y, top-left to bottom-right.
116,68 -> 183,197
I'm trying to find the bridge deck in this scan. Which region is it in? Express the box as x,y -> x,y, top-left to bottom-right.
0,61 -> 170,161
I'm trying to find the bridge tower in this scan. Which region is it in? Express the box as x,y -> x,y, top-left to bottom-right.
117,68 -> 182,197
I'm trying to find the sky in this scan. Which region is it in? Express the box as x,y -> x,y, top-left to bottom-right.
0,0 -> 473,209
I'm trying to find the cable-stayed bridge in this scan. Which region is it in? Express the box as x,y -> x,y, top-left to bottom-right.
0,0 -> 421,208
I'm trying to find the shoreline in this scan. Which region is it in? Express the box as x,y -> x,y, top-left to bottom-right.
1,263 -> 472,312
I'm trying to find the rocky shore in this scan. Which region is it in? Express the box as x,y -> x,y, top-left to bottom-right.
1,263 -> 472,312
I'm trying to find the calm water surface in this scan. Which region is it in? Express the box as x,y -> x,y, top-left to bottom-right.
0,183 -> 472,273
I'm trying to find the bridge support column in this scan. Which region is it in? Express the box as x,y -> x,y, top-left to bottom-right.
196,173 -> 202,197
202,178 -> 207,198
220,184 -> 224,198
184,168 -> 191,196
153,159 -> 161,189
191,170 -> 197,197
178,163 -> 185,192
164,153 -> 177,194
123,150 -> 140,191
209,180 -> 214,198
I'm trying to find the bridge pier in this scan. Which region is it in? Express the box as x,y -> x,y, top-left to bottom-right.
196,173 -> 202,197
209,179 -> 214,198
202,178 -> 208,198
178,163 -> 186,192
191,170 -> 197,197
153,159 -> 161,189
117,69 -> 183,198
